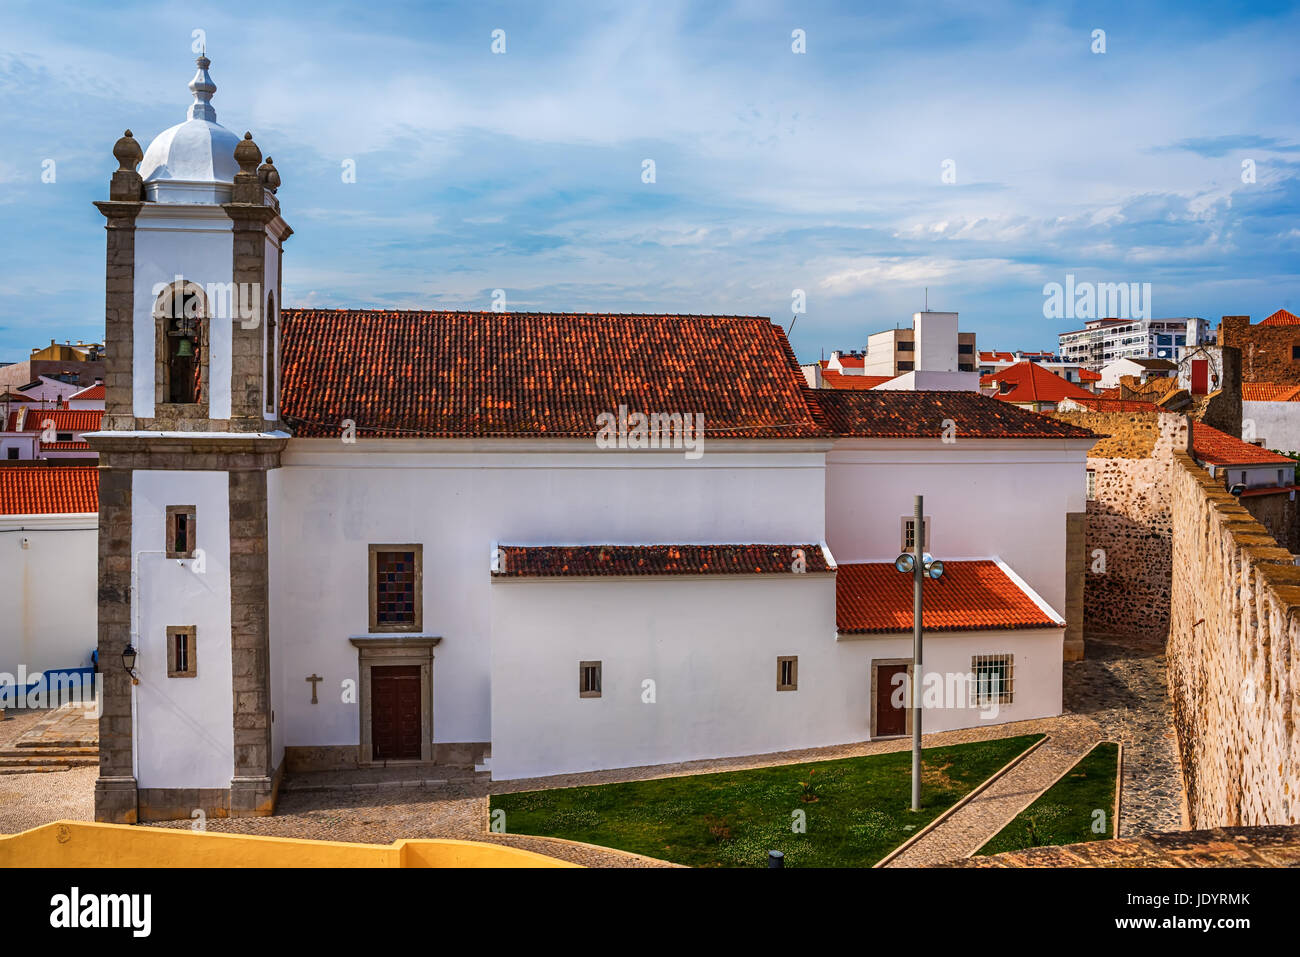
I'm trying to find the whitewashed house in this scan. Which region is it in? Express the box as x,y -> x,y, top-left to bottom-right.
85,55 -> 1095,822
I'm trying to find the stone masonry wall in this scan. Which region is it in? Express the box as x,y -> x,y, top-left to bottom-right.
1053,410 -> 1188,642
1169,451 -> 1300,827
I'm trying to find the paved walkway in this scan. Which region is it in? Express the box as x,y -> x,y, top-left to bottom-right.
885,632 -> 1184,865
885,715 -> 1101,866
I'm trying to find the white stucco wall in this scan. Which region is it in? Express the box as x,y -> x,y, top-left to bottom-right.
1243,401 -> 1300,456
914,311 -> 959,372
0,514 -> 97,675
131,207 -> 234,421
270,440 -> 829,752
131,470 -> 233,789
825,438 -> 1090,614
489,569 -> 1062,780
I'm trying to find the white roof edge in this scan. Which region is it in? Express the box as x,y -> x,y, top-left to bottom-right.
992,557 -> 1066,626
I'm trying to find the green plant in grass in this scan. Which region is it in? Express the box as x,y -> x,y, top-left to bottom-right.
490,734 -> 1042,868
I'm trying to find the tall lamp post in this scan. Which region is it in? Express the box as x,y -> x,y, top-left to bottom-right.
894,494 -> 944,812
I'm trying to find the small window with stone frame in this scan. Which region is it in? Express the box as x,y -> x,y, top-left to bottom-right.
167,626 -> 197,678
368,544 -> 423,632
579,661 -> 602,698
777,656 -> 798,691
166,505 -> 197,559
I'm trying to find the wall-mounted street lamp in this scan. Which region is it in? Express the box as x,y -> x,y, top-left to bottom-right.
894,494 -> 944,813
122,644 -> 139,686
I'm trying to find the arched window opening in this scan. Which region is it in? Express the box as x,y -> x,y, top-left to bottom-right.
154,282 -> 206,405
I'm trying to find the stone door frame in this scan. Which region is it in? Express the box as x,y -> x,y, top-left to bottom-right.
348,636 -> 440,766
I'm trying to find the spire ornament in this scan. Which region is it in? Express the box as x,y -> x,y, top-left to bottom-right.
187,52 -> 218,122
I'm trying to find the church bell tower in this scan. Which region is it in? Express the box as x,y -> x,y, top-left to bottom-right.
90,53 -> 291,823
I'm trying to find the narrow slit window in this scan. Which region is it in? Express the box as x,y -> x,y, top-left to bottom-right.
166,505 -> 197,559
777,656 -> 798,691
580,661 -> 602,698
167,626 -> 197,678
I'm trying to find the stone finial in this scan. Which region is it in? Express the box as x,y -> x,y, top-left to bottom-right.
257,156 -> 281,193
112,130 -> 143,172
234,131 -> 262,174
231,132 -> 266,204
109,129 -> 144,201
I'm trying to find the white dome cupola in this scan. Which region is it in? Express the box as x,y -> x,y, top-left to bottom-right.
139,53 -> 243,203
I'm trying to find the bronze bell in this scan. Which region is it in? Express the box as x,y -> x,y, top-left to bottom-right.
176,338 -> 194,358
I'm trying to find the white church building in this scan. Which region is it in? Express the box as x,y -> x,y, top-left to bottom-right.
87,56 -> 1094,823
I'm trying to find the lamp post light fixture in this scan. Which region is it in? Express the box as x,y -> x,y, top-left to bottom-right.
894,494 -> 943,813
122,644 -> 139,686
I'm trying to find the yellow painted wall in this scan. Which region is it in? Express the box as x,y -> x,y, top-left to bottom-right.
0,821 -> 577,868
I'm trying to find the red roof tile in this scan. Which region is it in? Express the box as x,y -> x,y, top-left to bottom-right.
1060,397 -> 1162,413
811,390 -> 1095,439
834,356 -> 866,369
1260,309 -> 1300,326
1242,383 -> 1300,402
0,466 -> 98,515
279,310 -> 824,439
821,371 -> 895,390
985,362 -> 1094,404
836,560 -> 1061,634
68,383 -> 105,401
1191,421 -> 1295,466
38,441 -> 92,450
1078,368 -> 1102,383
5,408 -> 103,432
492,544 -> 832,577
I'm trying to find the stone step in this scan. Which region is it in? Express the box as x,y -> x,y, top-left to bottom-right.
0,747 -> 97,758
0,755 -> 97,768
0,765 -> 71,775
16,738 -> 97,749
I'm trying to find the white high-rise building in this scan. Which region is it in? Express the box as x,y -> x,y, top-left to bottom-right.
1058,317 -> 1211,370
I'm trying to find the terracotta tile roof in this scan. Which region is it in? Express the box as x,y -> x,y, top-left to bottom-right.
836,560 -> 1062,634
1191,422 -> 1295,466
978,351 -> 1055,362
4,408 -> 103,432
1242,383 -> 1300,402
1078,368 -> 1102,383
38,441 -> 92,450
492,544 -> 832,577
1060,397 -> 1163,413
834,356 -> 866,369
1240,484 -> 1300,498
279,310 -> 824,439
821,371 -> 895,390
0,465 -> 98,515
812,390 -> 1094,439
985,362 -> 1094,404
1096,387 -> 1121,400
68,383 -> 105,401
1260,309 -> 1300,326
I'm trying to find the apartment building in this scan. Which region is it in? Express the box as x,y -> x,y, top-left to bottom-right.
1058,317 -> 1211,369
866,311 -> 977,377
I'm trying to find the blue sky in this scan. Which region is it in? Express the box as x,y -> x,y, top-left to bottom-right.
1,0 -> 1298,363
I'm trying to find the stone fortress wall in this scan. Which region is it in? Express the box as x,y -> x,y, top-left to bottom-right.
1168,451 -> 1300,827
1053,410 -> 1188,642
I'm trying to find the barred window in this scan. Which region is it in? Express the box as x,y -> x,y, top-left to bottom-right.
368,544 -> 423,632
901,517 -> 930,552
777,656 -> 798,691
1086,469 -> 1097,501
580,661 -> 602,698
970,654 -> 1014,706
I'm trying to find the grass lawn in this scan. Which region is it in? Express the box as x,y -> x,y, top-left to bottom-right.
976,741 -> 1119,856
490,734 -> 1042,867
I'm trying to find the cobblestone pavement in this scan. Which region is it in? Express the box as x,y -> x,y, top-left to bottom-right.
1064,634 -> 1184,835
0,709 -> 96,833
949,824 -> 1300,868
